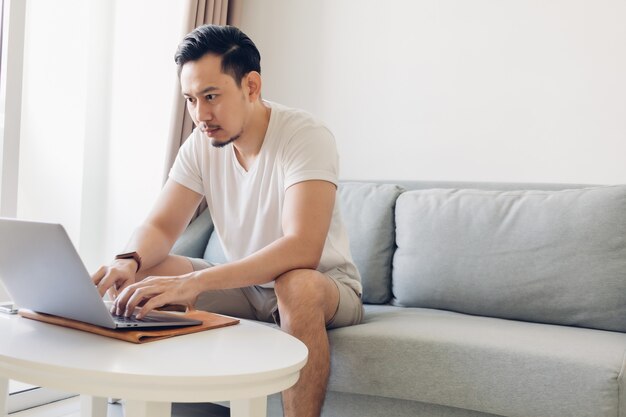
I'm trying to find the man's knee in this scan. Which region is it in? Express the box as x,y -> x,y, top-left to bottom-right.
275,269 -> 324,306
274,269 -> 338,325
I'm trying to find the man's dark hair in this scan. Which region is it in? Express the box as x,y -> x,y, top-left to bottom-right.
174,24 -> 261,86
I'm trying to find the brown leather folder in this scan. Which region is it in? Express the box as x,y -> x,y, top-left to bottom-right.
18,309 -> 239,344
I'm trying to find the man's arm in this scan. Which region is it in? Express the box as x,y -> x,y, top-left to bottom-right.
92,179 -> 203,297
114,179 -> 335,318
199,179 -> 336,286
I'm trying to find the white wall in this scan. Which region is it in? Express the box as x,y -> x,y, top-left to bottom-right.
240,0 -> 626,184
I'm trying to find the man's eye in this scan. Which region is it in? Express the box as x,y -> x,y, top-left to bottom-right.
185,97 -> 195,104
206,94 -> 217,101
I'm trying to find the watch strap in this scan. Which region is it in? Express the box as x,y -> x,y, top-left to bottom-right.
114,251 -> 142,273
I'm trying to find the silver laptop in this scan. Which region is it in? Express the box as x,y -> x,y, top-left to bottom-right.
0,218 -> 202,329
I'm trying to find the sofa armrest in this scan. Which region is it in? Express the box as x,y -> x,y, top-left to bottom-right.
171,208 -> 214,259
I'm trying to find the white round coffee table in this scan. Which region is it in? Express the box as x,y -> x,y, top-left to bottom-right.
0,313 -> 307,417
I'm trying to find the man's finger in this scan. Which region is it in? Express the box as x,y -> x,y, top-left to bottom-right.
106,286 -> 118,301
91,265 -> 107,285
96,270 -> 116,297
116,280 -> 156,316
128,284 -> 168,317
113,284 -> 135,315
116,279 -> 133,295
99,269 -> 133,299
137,294 -> 168,319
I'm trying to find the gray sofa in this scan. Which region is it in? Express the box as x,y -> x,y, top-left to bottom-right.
172,180 -> 626,417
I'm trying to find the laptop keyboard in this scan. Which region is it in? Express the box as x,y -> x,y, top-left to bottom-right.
112,313 -> 162,324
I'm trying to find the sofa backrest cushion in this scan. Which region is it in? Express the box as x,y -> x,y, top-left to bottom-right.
339,182 -> 403,304
171,208 -> 214,259
392,185 -> 626,332
203,232 -> 227,265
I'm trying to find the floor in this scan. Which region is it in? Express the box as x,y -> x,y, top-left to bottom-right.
10,397 -> 230,417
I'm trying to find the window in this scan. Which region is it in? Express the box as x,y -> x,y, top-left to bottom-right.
0,0 -> 73,410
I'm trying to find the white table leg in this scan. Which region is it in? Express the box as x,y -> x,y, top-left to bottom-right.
80,395 -> 108,417
124,400 -> 171,417
0,377 -> 7,417
231,396 -> 267,417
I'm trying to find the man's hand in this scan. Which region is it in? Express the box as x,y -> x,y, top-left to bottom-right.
91,260 -> 138,299
112,273 -> 203,319
90,180 -> 203,299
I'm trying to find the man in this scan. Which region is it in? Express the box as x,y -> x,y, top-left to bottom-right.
91,24 -> 362,417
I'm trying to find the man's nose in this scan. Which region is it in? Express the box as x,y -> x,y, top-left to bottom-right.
195,101 -> 212,123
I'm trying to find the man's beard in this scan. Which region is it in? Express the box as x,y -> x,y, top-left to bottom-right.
210,132 -> 241,148
199,122 -> 242,148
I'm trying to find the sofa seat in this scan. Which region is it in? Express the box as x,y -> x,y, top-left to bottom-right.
327,305 -> 626,417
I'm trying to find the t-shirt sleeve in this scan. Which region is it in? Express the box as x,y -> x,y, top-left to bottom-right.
282,125 -> 339,190
168,130 -> 205,195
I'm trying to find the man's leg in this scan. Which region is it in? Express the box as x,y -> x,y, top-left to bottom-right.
274,269 -> 340,417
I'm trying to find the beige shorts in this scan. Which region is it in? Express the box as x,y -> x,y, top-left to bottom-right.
188,258 -> 363,329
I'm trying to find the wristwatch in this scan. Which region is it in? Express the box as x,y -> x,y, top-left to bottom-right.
114,251 -> 142,272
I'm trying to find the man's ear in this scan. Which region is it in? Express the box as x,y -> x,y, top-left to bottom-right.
243,71 -> 262,101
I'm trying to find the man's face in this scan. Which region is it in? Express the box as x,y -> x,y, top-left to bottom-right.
180,53 -> 249,148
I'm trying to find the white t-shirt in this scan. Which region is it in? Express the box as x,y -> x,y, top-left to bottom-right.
169,101 -> 362,294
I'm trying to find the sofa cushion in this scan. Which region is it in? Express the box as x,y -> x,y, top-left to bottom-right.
269,391 -> 504,417
338,182 -> 403,304
392,185 -> 626,332
203,232 -> 227,265
171,208 -> 214,259
328,305 -> 626,417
